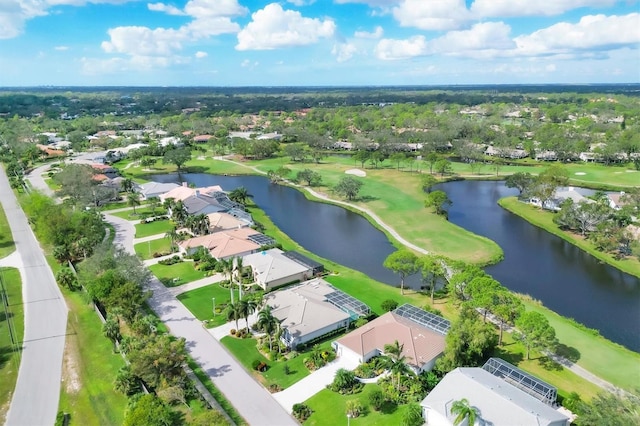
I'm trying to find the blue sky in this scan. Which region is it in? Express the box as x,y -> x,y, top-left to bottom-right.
0,0 -> 638,86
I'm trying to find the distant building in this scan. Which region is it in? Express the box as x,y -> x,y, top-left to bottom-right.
242,248 -> 313,291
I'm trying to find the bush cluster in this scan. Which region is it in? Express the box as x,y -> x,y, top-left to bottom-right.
158,255 -> 182,266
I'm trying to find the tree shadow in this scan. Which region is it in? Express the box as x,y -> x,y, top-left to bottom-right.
357,195 -> 379,203
538,356 -> 563,371
379,401 -> 398,415
492,347 -> 524,365
0,345 -> 16,369
0,311 -> 12,322
555,343 -> 581,363
187,166 -> 208,174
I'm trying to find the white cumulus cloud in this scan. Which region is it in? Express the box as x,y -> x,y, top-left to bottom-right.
354,26 -> 384,39
471,0 -> 617,18
429,21 -> 515,57
236,3 -> 336,50
102,26 -> 186,56
332,42 -> 358,62
195,51 -> 207,58
147,2 -> 185,15
392,0 -> 471,31
513,13 -> 640,57
375,35 -> 428,60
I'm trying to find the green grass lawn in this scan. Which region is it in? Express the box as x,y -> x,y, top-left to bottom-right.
133,237 -> 172,260
0,204 -> 15,258
57,290 -> 128,425
220,336 -> 334,390
148,261 -> 208,286
0,268 -> 23,420
304,384 -> 408,426
134,219 -> 174,238
110,206 -> 166,220
521,300 -> 640,393
177,283 -> 235,327
499,197 -> 640,278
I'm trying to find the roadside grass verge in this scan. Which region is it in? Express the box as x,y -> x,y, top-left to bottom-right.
110,206 -> 166,220
304,384 -> 407,426
0,205 -> 15,258
134,219 -> 174,238
177,283 -> 235,328
133,238 -> 172,260
57,290 -> 128,425
521,299 -> 640,393
148,261 -> 208,286
0,268 -> 23,421
499,196 -> 640,278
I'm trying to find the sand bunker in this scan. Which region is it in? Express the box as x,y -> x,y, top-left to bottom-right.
574,172 -> 586,175
345,169 -> 366,177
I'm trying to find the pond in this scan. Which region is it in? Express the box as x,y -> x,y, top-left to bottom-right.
153,174 -> 640,351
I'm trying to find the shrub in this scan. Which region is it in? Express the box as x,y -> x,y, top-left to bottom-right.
345,399 -> 364,418
283,364 -> 290,375
368,389 -> 385,411
381,299 -> 399,312
353,317 -> 369,328
292,403 -> 313,422
251,359 -> 261,370
330,368 -> 363,394
268,383 -> 282,393
230,329 -> 236,336
158,255 -> 182,265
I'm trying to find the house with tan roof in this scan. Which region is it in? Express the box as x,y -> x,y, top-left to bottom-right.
333,304 -> 448,373
178,228 -> 261,260
206,212 -> 253,232
264,278 -> 370,349
159,184 -> 224,203
242,248 -> 313,291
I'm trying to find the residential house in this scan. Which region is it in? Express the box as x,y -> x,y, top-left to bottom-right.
206,212 -> 253,232
264,278 -> 370,349
90,164 -> 119,179
485,145 -> 528,159
137,182 -> 181,200
160,184 -> 224,203
333,304 -> 449,374
420,363 -> 570,426
530,187 -> 593,211
242,248 -> 312,291
178,228 -> 262,260
607,192 -> 628,210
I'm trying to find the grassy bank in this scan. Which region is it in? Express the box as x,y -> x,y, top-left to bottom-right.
499,196 -> 640,278
521,298 -> 640,393
133,219 -> 174,238
177,283 -> 235,328
133,238 -> 172,260
0,268 -> 23,421
0,205 -> 15,258
148,261 -> 208,286
57,290 -> 128,425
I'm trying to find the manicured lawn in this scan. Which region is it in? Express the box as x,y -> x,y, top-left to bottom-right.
57,290 -> 128,425
0,204 -> 15,258
134,219 -> 174,238
220,336 -> 335,390
148,261 -> 208,286
245,156 -> 503,265
133,237 -> 172,260
110,206 -> 166,220
522,300 -> 640,393
0,268 -> 23,420
177,283 -> 236,327
304,384 -> 408,426
499,197 -> 640,278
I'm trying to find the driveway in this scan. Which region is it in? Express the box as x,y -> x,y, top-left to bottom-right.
1,165 -> 68,426
105,214 -> 297,425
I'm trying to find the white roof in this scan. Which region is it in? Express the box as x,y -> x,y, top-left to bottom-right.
264,278 -> 350,341
243,249 -> 310,285
138,182 -> 180,196
421,368 -> 569,426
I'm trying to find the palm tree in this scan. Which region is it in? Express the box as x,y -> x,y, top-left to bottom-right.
55,267 -> 77,290
171,200 -> 188,226
102,314 -> 121,353
383,340 -> 413,390
238,298 -> 258,333
193,213 -> 210,235
229,186 -> 250,205
165,227 -> 179,252
220,258 -> 234,303
225,301 -> 242,331
234,256 -> 245,299
257,305 -> 280,352
127,192 -> 141,215
450,398 -> 479,426
148,196 -> 160,216
122,178 -> 135,193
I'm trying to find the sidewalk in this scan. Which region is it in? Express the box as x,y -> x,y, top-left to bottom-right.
169,273 -> 226,296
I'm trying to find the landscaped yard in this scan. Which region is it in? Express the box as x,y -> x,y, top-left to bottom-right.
110,206 -> 166,220
0,268 -> 23,420
134,219 -> 174,238
177,283 -> 236,327
304,384 -> 408,426
0,205 -> 14,258
148,261 -> 208,286
133,237 -> 173,260
220,335 -> 335,390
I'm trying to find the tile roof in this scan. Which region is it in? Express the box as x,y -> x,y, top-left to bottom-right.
179,228 -> 261,259
242,249 -> 310,285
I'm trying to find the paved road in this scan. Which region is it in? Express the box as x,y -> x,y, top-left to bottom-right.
1,165 -> 68,426
105,213 -> 297,426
